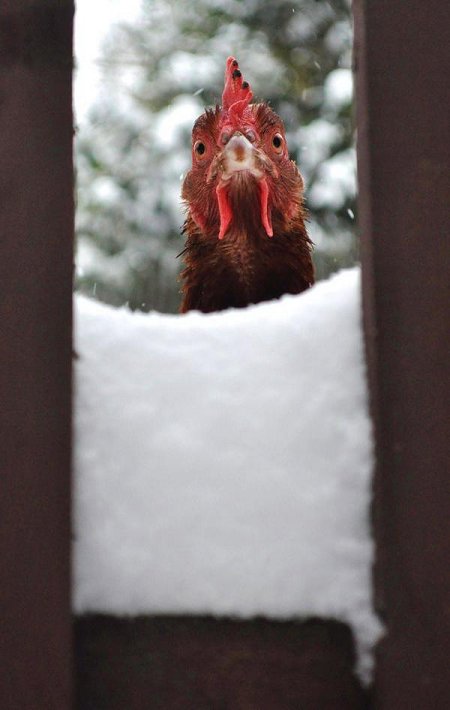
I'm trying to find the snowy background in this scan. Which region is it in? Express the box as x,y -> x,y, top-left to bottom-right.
74,0 -> 357,313
74,0 -> 142,123
74,269 -> 381,680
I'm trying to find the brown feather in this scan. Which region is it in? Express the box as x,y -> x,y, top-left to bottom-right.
180,199 -> 314,313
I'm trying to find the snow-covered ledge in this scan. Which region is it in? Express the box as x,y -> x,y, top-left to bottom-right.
73,268 -> 382,681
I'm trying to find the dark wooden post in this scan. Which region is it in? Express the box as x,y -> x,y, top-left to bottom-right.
354,1 -> 450,707
0,2 -> 74,708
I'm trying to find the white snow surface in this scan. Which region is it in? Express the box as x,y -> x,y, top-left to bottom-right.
74,267 -> 381,680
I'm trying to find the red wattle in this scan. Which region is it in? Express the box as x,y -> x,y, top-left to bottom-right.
216,184 -> 233,239
259,178 -> 273,237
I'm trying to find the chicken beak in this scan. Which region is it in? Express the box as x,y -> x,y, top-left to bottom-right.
222,134 -> 257,174
217,134 -> 273,239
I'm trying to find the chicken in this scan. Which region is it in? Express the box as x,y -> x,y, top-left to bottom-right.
179,56 -> 314,313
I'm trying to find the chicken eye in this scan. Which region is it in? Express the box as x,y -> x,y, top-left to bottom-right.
272,133 -> 284,152
194,141 -> 206,158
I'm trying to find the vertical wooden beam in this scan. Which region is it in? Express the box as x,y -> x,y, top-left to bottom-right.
0,2 -> 74,708
354,1 -> 450,707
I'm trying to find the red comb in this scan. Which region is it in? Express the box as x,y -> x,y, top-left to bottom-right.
222,56 -> 253,115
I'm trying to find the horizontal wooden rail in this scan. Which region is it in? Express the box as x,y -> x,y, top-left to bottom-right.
76,615 -> 368,709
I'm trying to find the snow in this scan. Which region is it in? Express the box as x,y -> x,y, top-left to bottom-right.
152,95 -> 203,151
297,118 -> 343,172
74,267 -> 382,681
308,147 -> 357,210
323,68 -> 353,110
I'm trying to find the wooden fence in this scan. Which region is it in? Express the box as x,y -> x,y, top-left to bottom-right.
0,0 -> 448,707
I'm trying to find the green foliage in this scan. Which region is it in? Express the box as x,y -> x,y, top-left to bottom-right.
76,0 -> 356,312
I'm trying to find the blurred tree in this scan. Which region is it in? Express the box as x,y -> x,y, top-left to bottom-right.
75,0 -> 355,312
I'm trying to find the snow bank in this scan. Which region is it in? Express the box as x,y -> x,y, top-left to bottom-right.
74,268 -> 381,680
